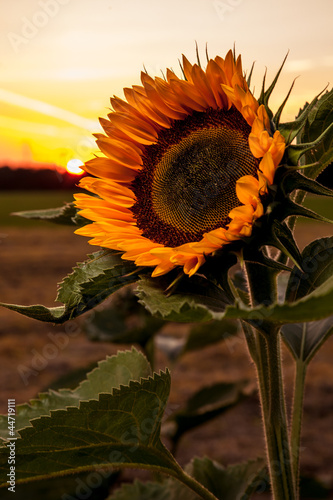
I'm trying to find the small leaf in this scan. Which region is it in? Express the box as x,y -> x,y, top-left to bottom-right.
285,237 -> 333,302
12,203 -> 85,226
282,317 -> 333,363
0,370 -> 180,486
1,251 -> 147,324
0,348 -> 151,440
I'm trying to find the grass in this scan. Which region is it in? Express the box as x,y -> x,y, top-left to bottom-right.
0,191 -> 76,227
0,190 -> 332,228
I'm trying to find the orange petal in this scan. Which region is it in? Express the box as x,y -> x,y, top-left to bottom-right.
236,175 -> 260,205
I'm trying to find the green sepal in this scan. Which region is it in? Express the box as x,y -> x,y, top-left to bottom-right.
246,60 -> 255,87
258,52 -> 288,119
243,247 -> 292,273
299,88 -> 333,177
273,78 -> 296,130
201,250 -> 238,302
278,87 -> 327,145
269,220 -> 304,271
287,121 -> 333,165
280,169 -> 333,197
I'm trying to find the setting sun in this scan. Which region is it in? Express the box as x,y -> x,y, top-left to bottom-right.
66,159 -> 84,175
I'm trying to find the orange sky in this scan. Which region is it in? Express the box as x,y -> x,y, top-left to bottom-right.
1,0 -> 332,170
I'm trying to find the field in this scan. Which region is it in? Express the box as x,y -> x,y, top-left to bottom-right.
0,191 -> 333,498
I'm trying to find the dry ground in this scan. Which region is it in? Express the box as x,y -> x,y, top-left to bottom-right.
0,224 -> 332,498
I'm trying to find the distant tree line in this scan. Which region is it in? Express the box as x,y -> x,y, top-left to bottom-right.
0,167 -> 85,190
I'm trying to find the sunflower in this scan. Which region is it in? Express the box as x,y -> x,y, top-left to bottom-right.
75,50 -> 286,277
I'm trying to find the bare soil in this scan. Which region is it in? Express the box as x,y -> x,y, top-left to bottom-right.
0,224 -> 332,498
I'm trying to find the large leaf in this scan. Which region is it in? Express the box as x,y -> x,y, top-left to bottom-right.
137,272 -> 333,324
108,457 -> 266,500
282,317 -> 333,363
0,348 -> 151,440
0,370 -> 180,487
282,238 -> 333,362
166,381 -> 250,447
0,251 -> 147,323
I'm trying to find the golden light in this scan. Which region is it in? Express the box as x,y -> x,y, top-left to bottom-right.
66,158 -> 84,175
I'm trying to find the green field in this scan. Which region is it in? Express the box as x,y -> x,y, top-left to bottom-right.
0,191 -> 76,227
0,190 -> 332,227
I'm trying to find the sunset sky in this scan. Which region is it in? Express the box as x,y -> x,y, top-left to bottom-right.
1,0 -> 332,171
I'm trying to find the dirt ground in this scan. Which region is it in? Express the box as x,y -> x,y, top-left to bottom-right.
0,224 -> 332,499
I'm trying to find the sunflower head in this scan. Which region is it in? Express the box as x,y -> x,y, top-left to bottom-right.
75,49 -> 331,278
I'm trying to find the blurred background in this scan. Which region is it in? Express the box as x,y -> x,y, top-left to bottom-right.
1,1 -> 333,498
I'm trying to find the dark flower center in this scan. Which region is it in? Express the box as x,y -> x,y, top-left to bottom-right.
131,107 -> 259,247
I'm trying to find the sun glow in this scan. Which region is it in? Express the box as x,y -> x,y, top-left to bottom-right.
66,159 -> 84,175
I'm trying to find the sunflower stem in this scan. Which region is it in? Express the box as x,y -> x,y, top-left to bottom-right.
265,330 -> 296,500
290,358 -> 307,498
244,260 -> 297,500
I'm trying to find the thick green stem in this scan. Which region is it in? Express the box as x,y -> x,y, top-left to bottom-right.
244,260 -> 296,500
241,321 -> 270,422
290,359 -> 307,496
265,332 -> 296,500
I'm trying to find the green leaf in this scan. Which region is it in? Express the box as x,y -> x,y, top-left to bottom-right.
136,274 -> 231,323
108,457 -> 267,500
12,203 -> 80,226
166,381 -> 250,447
0,348 -> 151,440
285,237 -> 333,302
299,88 -> 333,178
0,370 -> 180,487
0,251 -> 147,324
282,317 -> 333,363
137,271 -> 333,324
